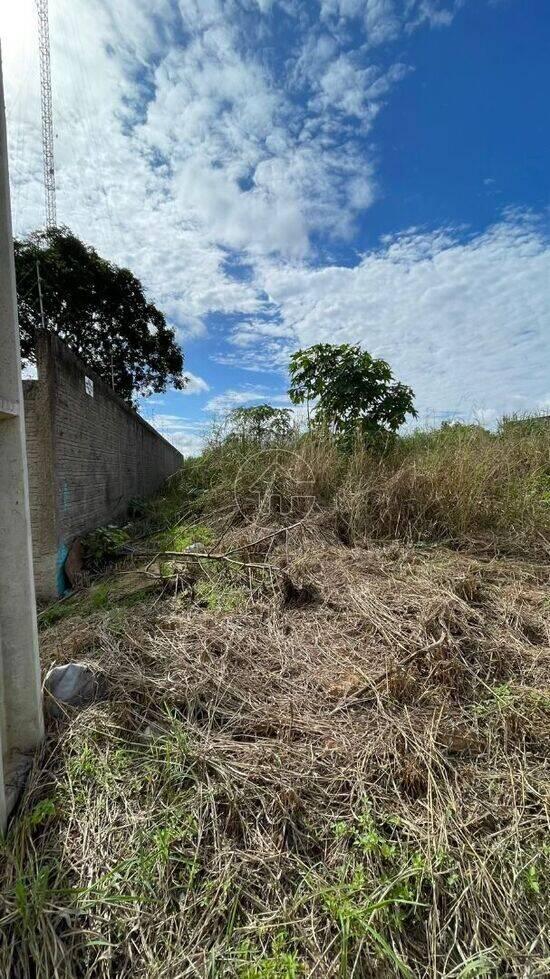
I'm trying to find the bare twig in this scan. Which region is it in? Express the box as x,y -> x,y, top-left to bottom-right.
129,548 -> 285,575
222,520 -> 305,557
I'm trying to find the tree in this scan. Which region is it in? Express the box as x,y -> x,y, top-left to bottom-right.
15,227 -> 185,403
288,343 -> 416,446
226,404 -> 293,446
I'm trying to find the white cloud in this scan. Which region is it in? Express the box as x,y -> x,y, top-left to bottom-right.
21,363 -> 38,380
314,56 -> 411,121
3,0 -> 538,433
250,213 -> 550,419
165,430 -> 206,456
205,386 -> 291,413
144,411 -> 209,456
319,0 -> 462,45
1,0 -> 267,334
0,0 -> 432,306
473,407 -> 499,427
228,319 -> 295,346
210,349 -> 285,372
181,371 -> 210,394
364,0 -> 402,44
409,1 -> 463,31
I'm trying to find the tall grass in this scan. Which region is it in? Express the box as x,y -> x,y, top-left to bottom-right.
337,420 -> 550,549
176,419 -> 550,554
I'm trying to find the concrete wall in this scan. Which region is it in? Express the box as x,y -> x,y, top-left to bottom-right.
24,332 -> 183,599
0,49 -> 43,828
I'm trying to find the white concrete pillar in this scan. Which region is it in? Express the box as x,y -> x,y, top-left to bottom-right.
0,44 -> 44,830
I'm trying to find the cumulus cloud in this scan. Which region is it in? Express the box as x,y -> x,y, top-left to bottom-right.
313,56 -> 411,121
319,0 -> 462,45
228,320 -> 295,347
1,0 -> 429,299
251,213 -> 550,420
181,371 -> 210,394
145,412 -> 209,456
2,0 -> 266,331
2,0 -> 537,433
205,386 -> 291,413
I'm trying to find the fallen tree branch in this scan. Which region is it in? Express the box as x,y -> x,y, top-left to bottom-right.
128,549 -> 285,575
222,520 -> 305,557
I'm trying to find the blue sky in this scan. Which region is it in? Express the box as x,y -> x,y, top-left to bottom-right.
2,0 -> 549,452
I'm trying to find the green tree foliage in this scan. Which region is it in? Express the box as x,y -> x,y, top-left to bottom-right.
226,404 -> 293,446
288,343 -> 416,446
15,227 -> 185,403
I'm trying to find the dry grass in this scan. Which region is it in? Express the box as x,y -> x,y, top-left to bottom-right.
336,423 -> 550,552
186,420 -> 550,556
1,512 -> 549,977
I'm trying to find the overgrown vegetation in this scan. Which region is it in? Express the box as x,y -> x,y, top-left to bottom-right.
223,404 -> 295,447
1,413 -> 549,977
179,416 -> 550,555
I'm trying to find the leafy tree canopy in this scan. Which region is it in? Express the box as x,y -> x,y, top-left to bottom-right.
15,227 -> 185,403
288,342 -> 416,446
225,404 -> 293,446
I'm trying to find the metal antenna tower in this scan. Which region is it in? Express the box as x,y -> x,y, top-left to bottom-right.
35,0 -> 57,228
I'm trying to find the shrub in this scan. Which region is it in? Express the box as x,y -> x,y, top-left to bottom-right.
82,526 -> 130,566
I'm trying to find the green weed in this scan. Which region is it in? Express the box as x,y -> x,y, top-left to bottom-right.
195,577 -> 246,611
27,798 -> 57,830
238,934 -> 304,979
154,522 -> 212,553
39,600 -> 76,627
82,526 -> 130,565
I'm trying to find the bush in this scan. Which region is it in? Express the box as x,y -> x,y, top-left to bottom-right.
82,526 -> 130,566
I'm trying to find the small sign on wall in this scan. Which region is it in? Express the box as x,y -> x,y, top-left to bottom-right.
85,376 -> 94,397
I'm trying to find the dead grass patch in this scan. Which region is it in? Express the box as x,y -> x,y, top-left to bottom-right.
1,529 -> 549,977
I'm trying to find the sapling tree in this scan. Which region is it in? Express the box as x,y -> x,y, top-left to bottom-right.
226,404 -> 293,446
288,342 -> 416,446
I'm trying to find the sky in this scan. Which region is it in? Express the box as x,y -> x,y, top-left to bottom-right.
1,0 -> 549,454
